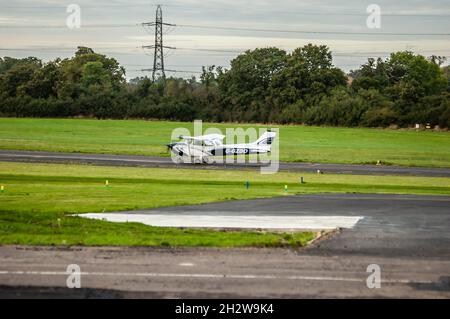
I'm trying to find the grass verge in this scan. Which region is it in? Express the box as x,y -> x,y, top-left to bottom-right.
1,117 -> 449,167
1,162 -> 450,247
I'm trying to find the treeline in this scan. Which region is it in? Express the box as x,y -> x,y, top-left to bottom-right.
1,45 -> 449,128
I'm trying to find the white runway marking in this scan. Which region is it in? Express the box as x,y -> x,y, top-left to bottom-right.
78,214 -> 363,230
0,270 -> 433,285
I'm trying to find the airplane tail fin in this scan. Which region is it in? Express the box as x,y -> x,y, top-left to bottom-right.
254,131 -> 277,148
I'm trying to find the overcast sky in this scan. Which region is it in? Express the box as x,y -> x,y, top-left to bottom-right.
1,0 -> 450,79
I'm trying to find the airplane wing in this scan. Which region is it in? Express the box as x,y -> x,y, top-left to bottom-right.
180,134 -> 225,144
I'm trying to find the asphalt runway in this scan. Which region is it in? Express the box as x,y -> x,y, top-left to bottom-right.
1,149 -> 450,177
1,194 -> 449,298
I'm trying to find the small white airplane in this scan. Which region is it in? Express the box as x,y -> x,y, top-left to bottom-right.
167,131 -> 277,164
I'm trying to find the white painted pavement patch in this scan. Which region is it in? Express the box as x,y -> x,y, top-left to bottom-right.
78,214 -> 363,230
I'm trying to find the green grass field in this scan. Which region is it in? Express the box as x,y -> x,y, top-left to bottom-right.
1,162 -> 450,247
1,118 -> 449,167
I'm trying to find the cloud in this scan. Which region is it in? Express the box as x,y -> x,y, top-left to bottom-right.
1,0 -> 449,79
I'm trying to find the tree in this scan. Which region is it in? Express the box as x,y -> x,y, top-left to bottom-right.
217,45 -> 347,123
22,60 -> 62,98
200,65 -> 222,89
0,57 -> 42,97
56,47 -> 125,99
218,47 -> 287,121
135,77 -> 153,98
387,51 -> 447,98
429,55 -> 447,67
81,62 -> 111,88
351,58 -> 389,92
1,46 -> 449,127
442,66 -> 450,93
271,44 -> 347,108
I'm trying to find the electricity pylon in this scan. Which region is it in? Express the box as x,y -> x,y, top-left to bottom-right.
142,5 -> 175,82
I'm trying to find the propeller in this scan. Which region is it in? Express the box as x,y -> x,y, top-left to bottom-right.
166,143 -> 175,153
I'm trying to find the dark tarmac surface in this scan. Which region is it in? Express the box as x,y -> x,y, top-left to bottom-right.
1,149 -> 450,177
1,194 -> 450,298
115,194 -> 450,259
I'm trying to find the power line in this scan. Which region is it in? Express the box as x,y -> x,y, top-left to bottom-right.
175,24 -> 450,36
0,24 -> 138,29
1,47 -> 449,57
1,3 -> 179,9
1,23 -> 450,36
175,47 -> 242,54
3,4 -> 450,17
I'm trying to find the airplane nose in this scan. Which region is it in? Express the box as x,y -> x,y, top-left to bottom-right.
167,143 -> 184,156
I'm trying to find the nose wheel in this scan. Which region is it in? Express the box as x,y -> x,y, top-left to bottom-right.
191,157 -> 210,165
